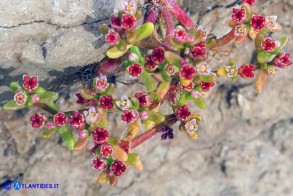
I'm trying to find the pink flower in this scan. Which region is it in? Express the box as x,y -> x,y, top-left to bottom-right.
176,105 -> 191,121
105,29 -> 120,46
121,14 -> 137,29
191,90 -> 200,98
267,66 -> 281,77
92,158 -> 107,170
226,66 -> 238,77
234,25 -> 247,37
165,64 -> 177,75
232,8 -> 246,23
151,47 -> 165,64
243,0 -> 256,6
122,0 -> 137,15
266,16 -> 280,31
94,76 -> 109,92
196,62 -> 211,75
111,160 -> 127,176
272,53 -> 292,68
32,94 -> 39,104
100,144 -> 113,157
30,113 -> 47,128
53,112 -> 67,127
121,110 -> 139,124
100,95 -> 114,109
92,127 -> 110,144
261,37 -> 279,52
190,42 -> 206,61
140,111 -> 149,120
84,106 -> 99,124
185,119 -> 198,135
238,64 -> 256,79
251,15 -> 266,30
173,29 -> 188,43
115,95 -> 131,110
128,63 -> 143,77
23,75 -> 38,93
14,91 -> 27,105
180,63 -> 196,80
135,93 -> 152,107
67,111 -> 85,130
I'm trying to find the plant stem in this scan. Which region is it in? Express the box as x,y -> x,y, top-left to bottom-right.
211,29 -> 235,49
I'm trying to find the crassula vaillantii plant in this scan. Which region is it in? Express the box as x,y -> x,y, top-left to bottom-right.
2,0 -> 292,186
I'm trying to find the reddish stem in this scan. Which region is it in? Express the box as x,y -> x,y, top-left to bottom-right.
144,6 -> 159,24
160,7 -> 175,47
211,29 -> 235,49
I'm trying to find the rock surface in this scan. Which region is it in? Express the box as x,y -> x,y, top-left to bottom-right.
1,0 -> 293,196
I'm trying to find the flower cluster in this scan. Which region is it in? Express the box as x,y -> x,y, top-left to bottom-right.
2,0 -> 292,187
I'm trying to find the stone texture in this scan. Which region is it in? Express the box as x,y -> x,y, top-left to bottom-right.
1,0 -> 293,196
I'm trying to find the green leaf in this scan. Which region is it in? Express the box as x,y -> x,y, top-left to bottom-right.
129,46 -> 144,65
271,37 -> 289,55
147,111 -> 165,123
3,100 -> 25,111
42,128 -> 57,138
200,75 -> 216,83
108,137 -> 120,145
10,82 -> 22,92
178,92 -> 190,107
192,96 -> 206,109
257,52 -> 272,64
125,153 -> 140,165
136,22 -> 154,41
106,45 -> 132,59
35,86 -> 47,94
140,71 -> 156,92
57,126 -> 76,150
164,51 -> 182,67
38,91 -> 58,103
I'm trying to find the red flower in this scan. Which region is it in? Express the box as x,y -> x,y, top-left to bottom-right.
232,8 -> 246,23
135,93 -> 152,107
128,63 -> 142,77
121,14 -> 137,29
111,16 -> 121,28
200,81 -> 215,92
261,37 -> 278,52
92,158 -> 107,171
92,127 -> 110,144
251,15 -> 266,30
111,160 -> 127,176
238,64 -> 256,79
272,53 -> 292,68
180,63 -> 196,80
190,42 -> 206,61
100,95 -> 114,109
30,113 -> 47,128
121,110 -> 139,123
100,144 -> 113,157
67,111 -> 85,130
243,0 -> 256,6
176,105 -> 191,121
145,55 -> 158,71
151,47 -> 165,64
54,112 -> 67,127
23,75 -> 38,93
105,29 -> 120,46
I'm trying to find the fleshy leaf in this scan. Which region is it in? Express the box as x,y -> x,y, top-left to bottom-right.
125,153 -> 140,165
57,126 -> 76,150
108,137 -> 120,145
10,82 -> 22,92
178,92 -> 190,107
35,86 -> 47,94
257,52 -> 272,64
3,100 -> 25,111
200,75 -> 216,83
107,45 -> 132,59
155,81 -> 170,100
136,22 -> 154,41
112,145 -> 128,162
147,111 -> 165,123
38,92 -> 58,103
129,46 -> 144,65
164,51 -> 182,67
192,96 -> 207,109
74,137 -> 89,151
42,128 -> 57,138
141,71 -> 156,91
217,67 -> 228,77
255,69 -> 267,93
